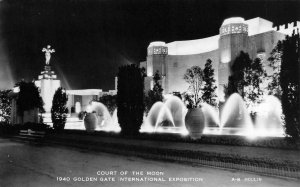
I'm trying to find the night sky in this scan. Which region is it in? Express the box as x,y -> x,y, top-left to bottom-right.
0,0 -> 299,90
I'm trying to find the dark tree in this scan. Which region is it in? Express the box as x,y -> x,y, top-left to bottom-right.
224,52 -> 265,113
280,32 -> 300,140
267,41 -> 283,99
51,87 -> 68,131
224,52 -> 251,99
16,81 -> 44,115
202,59 -> 217,107
224,75 -> 237,100
98,94 -> 117,115
243,58 -> 266,112
145,70 -> 163,113
230,51 -> 253,98
0,90 -> 12,123
117,64 -> 145,136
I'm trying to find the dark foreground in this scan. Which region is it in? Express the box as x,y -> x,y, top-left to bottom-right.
0,138 -> 298,187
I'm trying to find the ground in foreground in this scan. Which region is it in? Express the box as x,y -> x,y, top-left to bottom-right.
0,138 -> 298,187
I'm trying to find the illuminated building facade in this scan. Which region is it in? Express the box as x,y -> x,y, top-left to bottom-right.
140,17 -> 300,101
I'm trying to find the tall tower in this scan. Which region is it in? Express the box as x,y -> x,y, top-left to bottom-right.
145,41 -> 168,92
35,45 -> 60,113
218,17 -> 249,101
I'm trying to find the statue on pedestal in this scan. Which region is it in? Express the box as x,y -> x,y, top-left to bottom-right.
42,45 -> 55,65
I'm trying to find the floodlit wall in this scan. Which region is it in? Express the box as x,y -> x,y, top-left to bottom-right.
165,50 -> 219,94
249,30 -> 286,71
35,79 -> 61,113
141,17 -> 299,100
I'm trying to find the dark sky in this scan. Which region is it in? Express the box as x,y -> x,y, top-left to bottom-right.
0,0 -> 299,90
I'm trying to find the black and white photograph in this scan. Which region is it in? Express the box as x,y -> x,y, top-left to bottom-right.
0,0 -> 299,186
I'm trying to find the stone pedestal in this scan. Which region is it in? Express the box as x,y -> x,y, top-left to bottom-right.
35,65 -> 61,113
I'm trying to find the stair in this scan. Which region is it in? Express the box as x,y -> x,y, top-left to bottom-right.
13,129 -> 46,143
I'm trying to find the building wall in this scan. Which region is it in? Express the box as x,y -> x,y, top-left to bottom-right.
146,55 -> 167,76
164,30 -> 286,97
66,94 -> 99,113
165,50 -> 219,94
249,31 -> 286,71
141,17 -> 296,101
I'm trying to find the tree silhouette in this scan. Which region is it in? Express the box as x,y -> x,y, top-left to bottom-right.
16,80 -> 44,115
145,70 -> 163,113
202,59 -> 217,107
117,64 -> 145,136
224,51 -> 265,114
0,90 -> 12,123
267,41 -> 283,99
280,32 -> 300,140
51,87 -> 68,131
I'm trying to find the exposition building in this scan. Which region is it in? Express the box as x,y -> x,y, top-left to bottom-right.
140,17 -> 300,102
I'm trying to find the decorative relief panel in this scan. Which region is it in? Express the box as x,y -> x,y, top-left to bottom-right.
148,46 -> 168,55
220,23 -> 248,36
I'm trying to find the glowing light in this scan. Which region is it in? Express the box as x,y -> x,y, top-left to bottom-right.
220,51 -> 231,63
13,86 -> 20,93
222,17 -> 245,25
66,89 -> 102,95
148,41 -> 166,47
75,102 -> 81,113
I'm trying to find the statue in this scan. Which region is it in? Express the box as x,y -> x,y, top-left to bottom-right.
42,45 -> 55,65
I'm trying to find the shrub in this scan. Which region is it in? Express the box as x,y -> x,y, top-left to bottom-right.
16,81 -> 45,115
0,90 -> 12,123
117,64 -> 145,136
51,87 -> 68,131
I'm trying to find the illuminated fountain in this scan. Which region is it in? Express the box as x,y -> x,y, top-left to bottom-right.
86,101 -> 121,132
142,102 -> 164,132
201,103 -> 220,135
255,96 -> 284,137
74,93 -> 285,138
220,93 -> 254,136
165,96 -> 187,129
140,93 -> 285,138
141,96 -> 188,135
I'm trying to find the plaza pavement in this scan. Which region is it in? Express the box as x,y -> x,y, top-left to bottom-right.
0,137 -> 299,187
